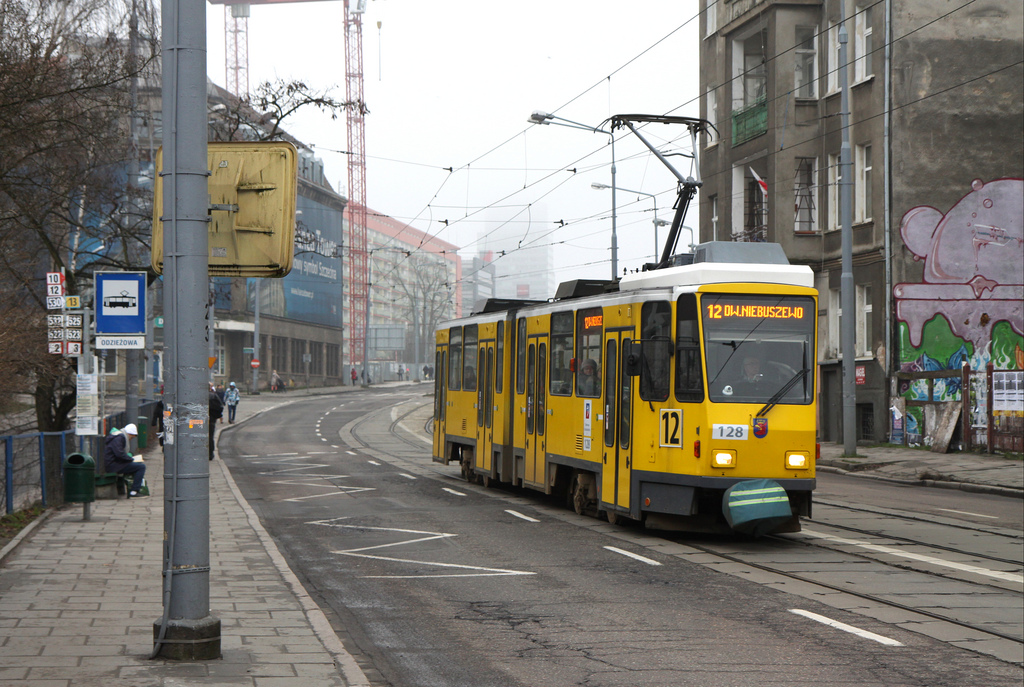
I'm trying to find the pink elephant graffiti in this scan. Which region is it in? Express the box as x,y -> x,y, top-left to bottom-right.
894,178 -> 1023,351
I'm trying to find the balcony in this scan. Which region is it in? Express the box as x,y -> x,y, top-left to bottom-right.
732,97 -> 767,146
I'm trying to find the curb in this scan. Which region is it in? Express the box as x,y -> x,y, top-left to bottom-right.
0,507 -> 56,565
816,464 -> 1024,499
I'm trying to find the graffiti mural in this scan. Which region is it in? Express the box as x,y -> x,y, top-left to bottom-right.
894,178 -> 1024,440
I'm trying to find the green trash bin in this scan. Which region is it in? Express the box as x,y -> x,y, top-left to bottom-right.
137,416 -> 149,449
63,453 -> 96,503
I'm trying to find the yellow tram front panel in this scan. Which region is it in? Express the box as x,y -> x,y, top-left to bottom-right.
695,286 -> 818,482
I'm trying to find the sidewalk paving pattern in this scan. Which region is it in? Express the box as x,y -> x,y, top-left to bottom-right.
0,383 -> 1020,685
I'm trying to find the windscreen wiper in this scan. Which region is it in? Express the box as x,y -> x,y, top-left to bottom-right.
756,368 -> 809,418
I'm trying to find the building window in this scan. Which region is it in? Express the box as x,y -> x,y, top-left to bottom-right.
856,144 -> 872,222
794,158 -> 818,233
326,343 -> 339,377
828,288 -> 841,359
856,284 -> 873,357
709,194 -> 719,241
705,0 -> 717,37
827,153 -> 841,232
100,350 -> 118,375
705,87 -> 718,147
271,335 -> 287,375
214,333 -> 225,377
731,30 -> 768,145
827,24 -> 839,94
738,172 -> 767,242
290,339 -> 305,375
309,341 -> 323,376
794,26 -> 818,99
854,5 -> 873,82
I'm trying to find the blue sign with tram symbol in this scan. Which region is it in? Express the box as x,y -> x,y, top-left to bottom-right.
95,272 -> 147,335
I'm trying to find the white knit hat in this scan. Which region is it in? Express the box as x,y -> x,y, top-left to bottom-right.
123,423 -> 138,436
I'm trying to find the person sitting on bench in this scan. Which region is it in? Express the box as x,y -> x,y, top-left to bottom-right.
104,424 -> 146,498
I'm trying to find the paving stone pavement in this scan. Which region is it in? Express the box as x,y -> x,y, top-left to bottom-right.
0,381 -> 1019,686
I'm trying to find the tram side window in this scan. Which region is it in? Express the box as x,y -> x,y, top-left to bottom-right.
576,307 -> 603,398
449,327 -> 462,391
496,321 -> 504,393
516,317 -> 527,394
463,324 -> 478,391
675,294 -> 705,402
549,312 -> 574,396
639,301 -> 671,402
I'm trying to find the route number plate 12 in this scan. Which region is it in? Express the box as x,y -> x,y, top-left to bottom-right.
712,424 -> 748,440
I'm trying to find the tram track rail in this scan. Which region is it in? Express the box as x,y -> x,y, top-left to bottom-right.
355,396 -> 1024,661
674,534 -> 1024,648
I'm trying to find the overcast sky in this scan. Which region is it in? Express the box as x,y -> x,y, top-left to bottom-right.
207,0 -> 702,286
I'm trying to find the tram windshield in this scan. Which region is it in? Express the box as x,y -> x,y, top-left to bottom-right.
702,294 -> 815,405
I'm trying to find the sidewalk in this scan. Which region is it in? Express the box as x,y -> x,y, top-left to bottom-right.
0,382 -> 392,687
1,383 -> 1021,686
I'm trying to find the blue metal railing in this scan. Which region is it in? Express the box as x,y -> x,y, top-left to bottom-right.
1,400 -> 158,514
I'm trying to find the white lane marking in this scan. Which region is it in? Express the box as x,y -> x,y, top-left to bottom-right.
442,488 -> 466,497
398,473 -> 416,480
936,508 -> 998,519
331,445 -> 339,449
346,451 -> 358,456
267,453 -> 299,457
317,522 -> 536,579
802,530 -> 1024,583
367,460 -> 381,466
790,609 -> 904,646
604,546 -> 661,566
506,510 -> 539,523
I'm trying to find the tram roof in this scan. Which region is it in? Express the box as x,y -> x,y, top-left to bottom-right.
620,241 -> 813,291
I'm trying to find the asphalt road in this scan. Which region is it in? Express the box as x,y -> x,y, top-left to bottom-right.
218,388 -> 1023,687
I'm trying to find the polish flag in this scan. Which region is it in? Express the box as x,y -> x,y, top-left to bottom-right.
750,168 -> 768,197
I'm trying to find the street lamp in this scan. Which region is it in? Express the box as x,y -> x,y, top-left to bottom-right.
592,182 -> 662,262
528,110 -> 618,279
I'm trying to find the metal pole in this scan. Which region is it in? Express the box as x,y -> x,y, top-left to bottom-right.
610,134 -> 618,280
125,0 -> 141,424
156,0 -> 219,659
362,250 -> 371,385
252,278 -> 260,394
208,280 -> 215,386
839,8 -> 857,457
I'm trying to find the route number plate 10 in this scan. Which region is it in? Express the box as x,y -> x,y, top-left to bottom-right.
712,424 -> 748,440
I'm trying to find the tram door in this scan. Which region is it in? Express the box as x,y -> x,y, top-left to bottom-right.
475,344 -> 495,477
433,347 -> 447,461
601,332 -> 634,513
524,336 -> 548,486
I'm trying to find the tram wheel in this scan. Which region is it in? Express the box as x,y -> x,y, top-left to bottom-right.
572,481 -> 587,516
605,509 -> 619,526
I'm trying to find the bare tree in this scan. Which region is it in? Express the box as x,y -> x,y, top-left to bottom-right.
208,79 -> 354,143
0,0 -> 158,430
377,253 -> 457,375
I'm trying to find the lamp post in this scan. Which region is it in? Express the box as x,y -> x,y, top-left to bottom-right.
528,110 -> 618,279
653,218 -> 670,258
592,182 -> 662,262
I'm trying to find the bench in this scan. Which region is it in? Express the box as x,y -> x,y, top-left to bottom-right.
95,472 -> 129,499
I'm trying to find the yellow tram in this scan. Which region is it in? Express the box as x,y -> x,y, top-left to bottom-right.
433,242 -> 818,534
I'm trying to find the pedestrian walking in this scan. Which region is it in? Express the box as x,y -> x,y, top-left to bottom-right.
225,381 -> 241,423
398,367 -> 404,381
209,385 -> 224,460
104,423 -> 147,498
351,366 -> 358,385
271,369 -> 284,393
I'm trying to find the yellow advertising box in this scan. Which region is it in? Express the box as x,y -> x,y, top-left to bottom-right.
152,142 -> 297,277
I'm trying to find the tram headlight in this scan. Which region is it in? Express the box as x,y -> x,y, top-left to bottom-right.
711,450 -> 736,468
786,452 -> 808,469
